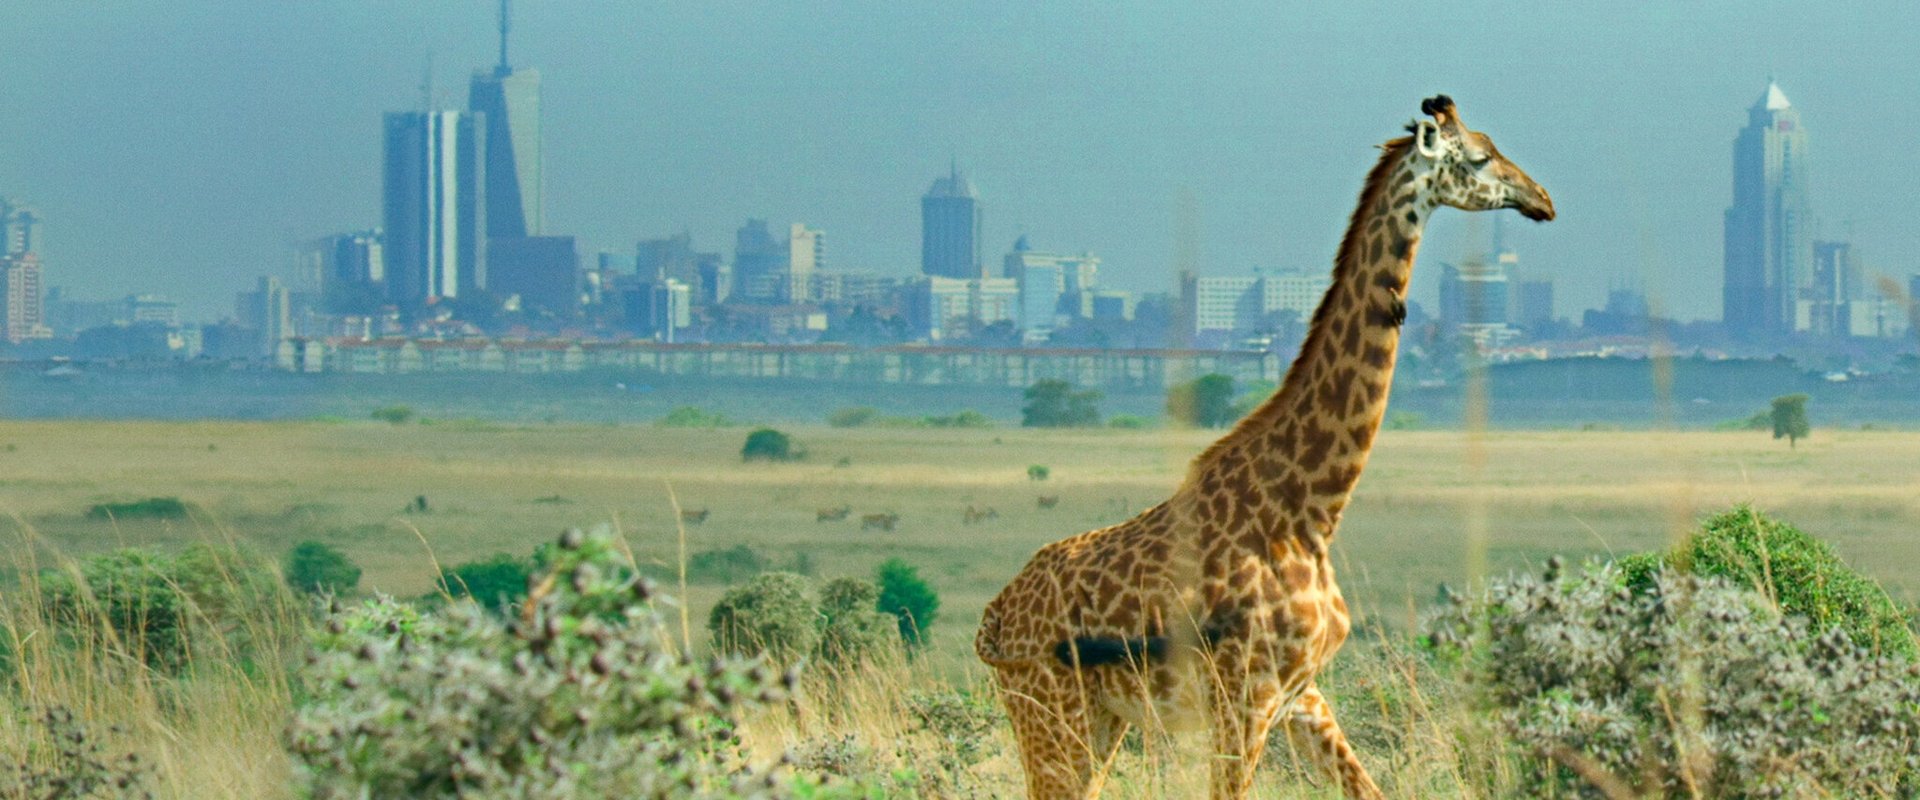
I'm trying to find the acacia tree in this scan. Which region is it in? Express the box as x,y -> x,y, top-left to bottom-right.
1771,393 -> 1810,449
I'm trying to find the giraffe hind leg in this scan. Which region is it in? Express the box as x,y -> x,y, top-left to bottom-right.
1282,686 -> 1384,800
994,663 -> 1128,799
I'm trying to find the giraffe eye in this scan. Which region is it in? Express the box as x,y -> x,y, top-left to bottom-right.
1468,155 -> 1492,169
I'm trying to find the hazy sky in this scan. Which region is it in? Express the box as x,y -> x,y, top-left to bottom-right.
3,2 -> 1917,322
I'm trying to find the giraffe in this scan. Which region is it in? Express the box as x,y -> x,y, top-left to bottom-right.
975,95 -> 1554,800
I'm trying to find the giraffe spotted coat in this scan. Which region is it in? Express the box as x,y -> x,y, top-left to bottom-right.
976,95 -> 1555,800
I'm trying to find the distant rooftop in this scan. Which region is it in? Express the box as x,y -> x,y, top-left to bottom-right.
926,162 -> 977,199
1759,80 -> 1791,111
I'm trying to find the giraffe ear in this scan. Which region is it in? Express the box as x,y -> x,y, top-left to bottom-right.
1412,120 -> 1443,159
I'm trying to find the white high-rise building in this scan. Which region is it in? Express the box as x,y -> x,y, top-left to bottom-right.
1187,269 -> 1330,337
785,223 -> 824,303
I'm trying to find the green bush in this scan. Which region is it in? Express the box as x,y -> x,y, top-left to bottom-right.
1166,373 -> 1237,428
439,553 -> 533,609
706,573 -> 898,667
816,578 -> 897,666
290,529 -> 802,798
1427,560 -> 1920,797
1619,506 -> 1917,659
742,428 -> 798,461
369,405 -> 414,425
875,559 -> 940,648
39,544 -> 285,672
685,544 -> 770,584
827,406 -> 880,428
924,409 -> 992,428
1106,414 -> 1150,429
658,405 -> 732,428
708,572 -> 820,662
1383,410 -> 1423,430
284,540 -> 362,596
1026,464 -> 1049,481
84,497 -> 188,521
1021,379 -> 1101,428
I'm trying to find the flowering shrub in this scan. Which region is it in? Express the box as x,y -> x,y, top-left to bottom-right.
1427,559 -> 1920,797
288,529 -> 803,799
0,707 -> 150,799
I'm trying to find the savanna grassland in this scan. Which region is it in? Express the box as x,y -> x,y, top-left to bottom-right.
2,420 -> 1917,797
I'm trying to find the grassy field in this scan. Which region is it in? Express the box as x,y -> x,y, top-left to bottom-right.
2,420 -> 1915,655
1,420 -> 1916,797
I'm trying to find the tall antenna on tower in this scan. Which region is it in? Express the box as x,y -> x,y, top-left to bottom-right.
497,0 -> 511,76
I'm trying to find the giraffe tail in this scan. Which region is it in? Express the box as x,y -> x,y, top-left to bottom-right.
1054,636 -> 1169,667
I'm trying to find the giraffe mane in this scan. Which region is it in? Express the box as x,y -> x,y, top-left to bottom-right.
1187,135 -> 1415,473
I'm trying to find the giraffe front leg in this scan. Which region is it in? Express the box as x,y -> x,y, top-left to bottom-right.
1282,685 -> 1384,800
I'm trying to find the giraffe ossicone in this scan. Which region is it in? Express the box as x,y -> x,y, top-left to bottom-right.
976,94 -> 1553,800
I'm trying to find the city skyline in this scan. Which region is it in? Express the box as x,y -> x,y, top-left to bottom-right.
3,3 -> 1919,322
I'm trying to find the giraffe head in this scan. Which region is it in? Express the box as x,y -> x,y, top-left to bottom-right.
1406,95 -> 1555,222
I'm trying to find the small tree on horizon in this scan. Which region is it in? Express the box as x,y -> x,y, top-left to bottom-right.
741,428 -> 797,461
1771,393 -> 1811,449
1166,373 -> 1238,428
1021,379 -> 1102,428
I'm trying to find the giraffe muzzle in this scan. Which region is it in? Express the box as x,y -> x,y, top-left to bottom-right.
1508,183 -> 1556,222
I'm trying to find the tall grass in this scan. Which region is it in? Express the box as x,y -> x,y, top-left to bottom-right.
5,504 -> 1909,798
0,521 -> 303,800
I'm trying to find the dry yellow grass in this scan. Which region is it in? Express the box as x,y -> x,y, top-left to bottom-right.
0,420 -> 1914,797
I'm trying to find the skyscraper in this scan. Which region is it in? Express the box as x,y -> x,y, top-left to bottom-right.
1,252 -> 50,343
785,223 -> 824,302
469,0 -> 542,240
1,200 -> 51,343
2,199 -> 39,256
732,218 -> 787,302
1724,80 -> 1811,336
921,163 -> 982,279
383,110 -> 486,303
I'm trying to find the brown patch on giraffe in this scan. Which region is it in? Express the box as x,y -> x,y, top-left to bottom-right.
1360,342 -> 1393,369
1348,423 -> 1375,450
1311,463 -> 1362,496
1274,472 -> 1307,508
1299,424 -> 1335,467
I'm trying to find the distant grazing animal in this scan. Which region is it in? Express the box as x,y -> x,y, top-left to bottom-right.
817,505 -> 852,522
679,508 -> 709,525
963,505 -> 999,525
860,512 -> 899,532
975,95 -> 1554,800
1036,495 -> 1060,509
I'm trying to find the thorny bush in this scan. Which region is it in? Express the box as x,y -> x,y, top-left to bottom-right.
1426,559 -> 1920,797
288,528 -> 813,799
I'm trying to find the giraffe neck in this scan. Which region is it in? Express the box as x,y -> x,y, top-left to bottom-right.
1189,143 -> 1429,543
